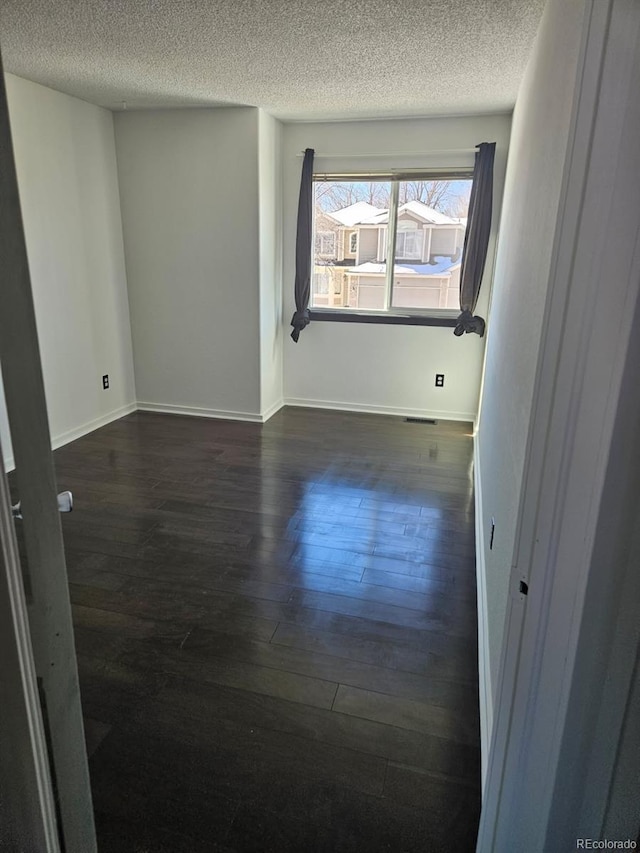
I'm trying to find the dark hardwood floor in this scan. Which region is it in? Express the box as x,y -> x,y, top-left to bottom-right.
38,407 -> 481,851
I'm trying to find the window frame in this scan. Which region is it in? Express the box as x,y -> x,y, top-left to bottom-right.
310,168 -> 473,325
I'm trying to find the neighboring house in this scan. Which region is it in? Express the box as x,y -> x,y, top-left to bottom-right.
313,200 -> 466,310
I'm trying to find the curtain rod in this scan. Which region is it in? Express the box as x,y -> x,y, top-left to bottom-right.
296,148 -> 478,158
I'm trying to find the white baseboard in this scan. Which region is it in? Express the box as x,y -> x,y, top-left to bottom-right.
139,399 -> 285,424
1,398 -> 287,472
283,396 -> 476,423
2,401 -> 138,473
3,394 -> 472,469
51,402 -> 138,450
473,432 -> 493,791
260,399 -> 285,423
137,401 -> 267,423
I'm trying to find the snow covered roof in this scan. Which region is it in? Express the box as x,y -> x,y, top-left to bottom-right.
359,200 -> 459,226
401,200 -> 458,225
325,201 -> 386,227
347,256 -> 461,276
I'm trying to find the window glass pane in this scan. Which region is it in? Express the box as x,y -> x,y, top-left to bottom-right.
311,180 -> 391,310
391,179 -> 472,311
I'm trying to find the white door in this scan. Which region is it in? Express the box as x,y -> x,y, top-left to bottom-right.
0,439 -> 60,851
477,0 -> 640,848
0,57 -> 96,853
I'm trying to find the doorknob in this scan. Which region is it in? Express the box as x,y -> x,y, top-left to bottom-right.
56,491 -> 73,513
12,490 -> 73,520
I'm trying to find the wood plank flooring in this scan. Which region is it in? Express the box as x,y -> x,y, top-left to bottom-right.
23,407 -> 480,851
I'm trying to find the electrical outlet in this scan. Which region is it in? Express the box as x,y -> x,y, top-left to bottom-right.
102,374 -> 109,390
435,374 -> 445,387
490,517 -> 495,550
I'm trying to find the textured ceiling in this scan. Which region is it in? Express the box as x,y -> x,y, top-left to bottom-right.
0,0 -> 546,120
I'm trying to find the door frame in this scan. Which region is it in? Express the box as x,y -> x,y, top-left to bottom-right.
0,55 -> 96,852
0,439 -> 60,852
478,0 -> 640,848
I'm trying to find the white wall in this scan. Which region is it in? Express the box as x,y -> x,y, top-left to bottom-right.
1,75 -> 136,469
282,115 -> 511,420
114,107 -> 264,420
475,0 -> 584,702
258,111 -> 284,417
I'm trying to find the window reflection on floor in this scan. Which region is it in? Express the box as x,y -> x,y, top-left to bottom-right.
289,479 -> 454,594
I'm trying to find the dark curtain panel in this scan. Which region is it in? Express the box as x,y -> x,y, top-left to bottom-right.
454,142 -> 496,337
291,148 -> 315,342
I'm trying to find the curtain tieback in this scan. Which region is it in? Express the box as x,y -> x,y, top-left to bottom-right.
290,308 -> 311,342
454,309 -> 486,337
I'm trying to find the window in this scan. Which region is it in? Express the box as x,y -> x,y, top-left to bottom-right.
315,231 -> 336,256
310,173 -> 472,316
395,229 -> 423,259
315,271 -> 330,294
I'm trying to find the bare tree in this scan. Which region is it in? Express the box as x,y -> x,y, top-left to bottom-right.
315,181 -> 390,214
364,182 -> 390,208
316,179 -> 470,218
315,182 -> 356,211
398,180 -> 471,216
